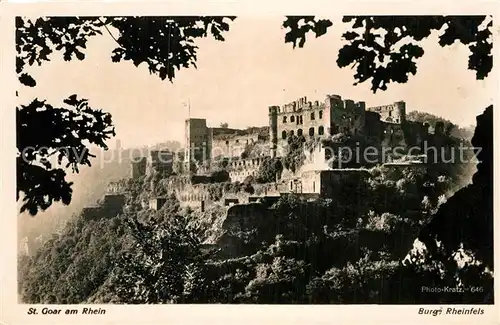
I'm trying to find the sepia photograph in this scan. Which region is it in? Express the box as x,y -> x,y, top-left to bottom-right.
13,13 -> 494,310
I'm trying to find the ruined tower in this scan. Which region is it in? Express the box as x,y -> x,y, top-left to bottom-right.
395,101 -> 406,124
184,118 -> 210,165
268,106 -> 279,158
130,157 -> 147,179
367,101 -> 406,124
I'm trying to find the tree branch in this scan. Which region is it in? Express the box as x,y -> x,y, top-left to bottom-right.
98,17 -> 121,46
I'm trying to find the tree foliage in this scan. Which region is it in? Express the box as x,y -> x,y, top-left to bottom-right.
283,16 -> 492,92
283,135 -> 306,172
17,96 -> 115,215
109,213 -> 206,303
256,157 -> 283,183
18,211 -> 131,303
16,16 -> 235,215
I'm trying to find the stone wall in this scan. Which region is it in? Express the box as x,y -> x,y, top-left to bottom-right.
146,150 -> 174,176
364,111 -> 383,139
367,101 -> 406,124
167,178 -> 282,211
326,95 -> 366,136
185,118 -> 210,163
101,194 -> 126,214
281,169 -> 370,197
276,96 -> 327,141
226,157 -> 267,182
81,194 -> 126,220
381,123 -> 407,148
403,121 -> 430,148
107,181 -> 125,193
130,157 -> 147,179
211,133 -> 260,159
149,197 -> 167,211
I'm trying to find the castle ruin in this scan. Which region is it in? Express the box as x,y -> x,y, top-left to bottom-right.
129,93 -> 434,203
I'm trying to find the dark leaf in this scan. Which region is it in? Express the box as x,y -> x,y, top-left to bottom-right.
19,73 -> 37,87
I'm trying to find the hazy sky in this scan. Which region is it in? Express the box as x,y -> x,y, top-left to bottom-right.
19,17 -> 494,148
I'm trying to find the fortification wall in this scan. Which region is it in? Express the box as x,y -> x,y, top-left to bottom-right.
107,181 -> 126,193
403,121 -> 430,147
226,157 -> 267,182
146,150 -> 174,175
81,194 -> 126,220
364,111 -> 383,139
326,95 -> 366,136
130,157 -> 147,179
367,101 -> 406,124
318,169 -> 370,197
211,133 -> 260,159
381,123 -> 407,148
169,179 -> 282,210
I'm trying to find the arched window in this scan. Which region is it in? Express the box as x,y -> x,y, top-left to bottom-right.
282,130 -> 287,139
290,116 -> 295,123
310,112 -> 315,120
319,110 -> 323,119
297,129 -> 303,136
225,140 -> 229,146
309,127 -> 315,136
318,126 -> 324,135
283,116 -> 287,123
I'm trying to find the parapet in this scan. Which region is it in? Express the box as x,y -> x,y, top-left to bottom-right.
269,106 -> 280,115
355,101 -> 366,111
344,99 -> 355,108
279,96 -> 324,114
326,94 -> 342,100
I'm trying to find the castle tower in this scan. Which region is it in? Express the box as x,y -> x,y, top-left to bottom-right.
184,118 -> 210,165
268,106 -> 279,158
324,94 -> 343,135
395,101 -> 406,124
435,121 -> 445,135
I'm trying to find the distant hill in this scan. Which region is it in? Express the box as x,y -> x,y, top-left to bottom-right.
17,141 -> 181,252
406,110 -> 475,139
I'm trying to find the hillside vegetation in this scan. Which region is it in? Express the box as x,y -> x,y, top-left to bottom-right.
19,154 -> 486,304
18,110 -> 490,304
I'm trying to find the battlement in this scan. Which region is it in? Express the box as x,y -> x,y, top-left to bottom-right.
278,96 -> 323,114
